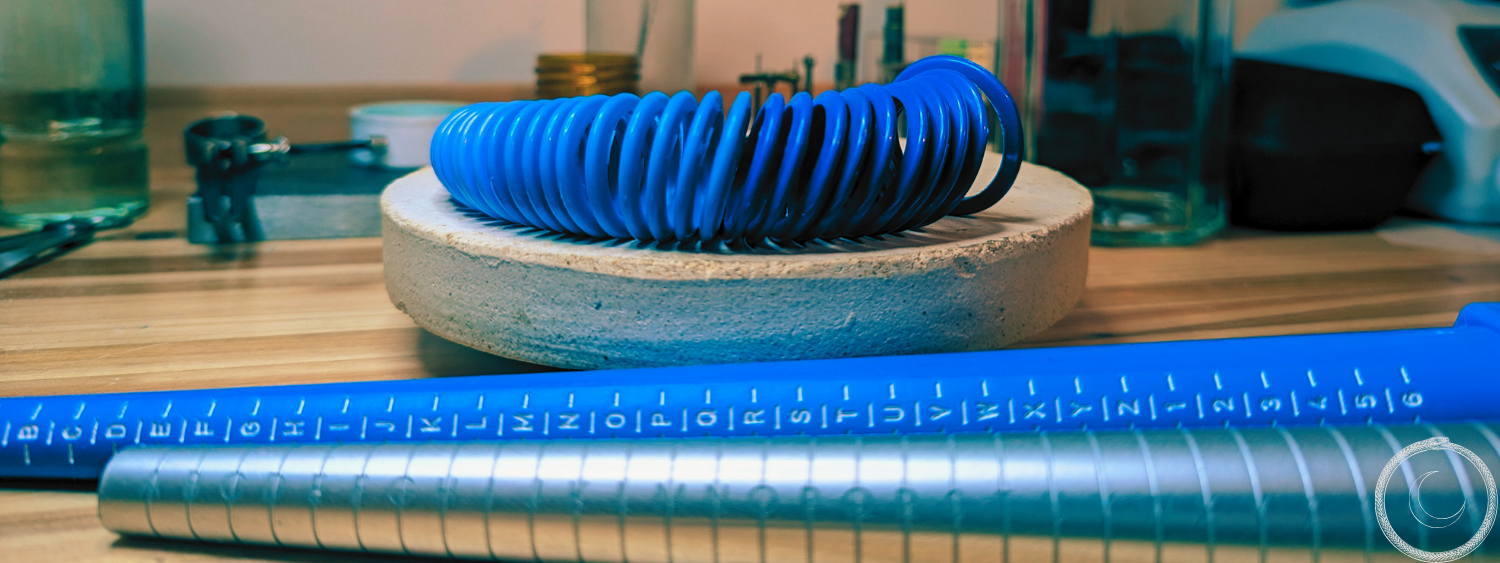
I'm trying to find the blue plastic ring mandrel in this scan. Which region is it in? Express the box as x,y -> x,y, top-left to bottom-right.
2,302 -> 1497,479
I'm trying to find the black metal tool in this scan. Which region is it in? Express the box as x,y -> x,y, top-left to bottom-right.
0,217 -> 122,279
184,114 -> 387,244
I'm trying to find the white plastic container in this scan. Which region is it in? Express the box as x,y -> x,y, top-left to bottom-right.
349,101 -> 464,169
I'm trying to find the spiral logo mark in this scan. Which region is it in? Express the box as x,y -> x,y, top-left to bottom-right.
1376,437 -> 1497,563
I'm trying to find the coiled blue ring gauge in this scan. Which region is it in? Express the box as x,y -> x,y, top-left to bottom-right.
430,55 -> 1024,243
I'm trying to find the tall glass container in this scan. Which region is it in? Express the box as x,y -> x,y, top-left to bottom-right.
1029,0 -> 1233,246
0,0 -> 148,229
586,0 -> 695,95
996,0 -> 1046,161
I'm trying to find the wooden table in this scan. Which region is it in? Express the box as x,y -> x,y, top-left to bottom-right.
4,87 -> 1500,562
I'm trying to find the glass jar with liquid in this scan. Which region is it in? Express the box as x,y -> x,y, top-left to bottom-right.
585,0 -> 695,95
1003,0 -> 1233,246
0,0 -> 148,229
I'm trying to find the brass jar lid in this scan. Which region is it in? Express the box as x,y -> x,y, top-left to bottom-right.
535,53 -> 638,74
535,52 -> 639,98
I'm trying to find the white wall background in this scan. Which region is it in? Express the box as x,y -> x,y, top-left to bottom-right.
144,0 -> 585,85
144,0 -> 1285,87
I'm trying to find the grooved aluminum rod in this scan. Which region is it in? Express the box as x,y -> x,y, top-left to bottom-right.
100,423 -> 1500,562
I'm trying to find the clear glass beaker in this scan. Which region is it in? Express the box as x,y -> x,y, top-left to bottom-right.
1027,0 -> 1233,246
0,0 -> 149,229
586,0 -> 695,95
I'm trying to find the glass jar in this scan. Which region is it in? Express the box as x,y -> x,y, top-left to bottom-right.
1024,0 -> 1234,246
0,0 -> 149,229
585,0 -> 695,95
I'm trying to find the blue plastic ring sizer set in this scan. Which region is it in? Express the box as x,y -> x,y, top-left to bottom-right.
429,55 -> 1025,243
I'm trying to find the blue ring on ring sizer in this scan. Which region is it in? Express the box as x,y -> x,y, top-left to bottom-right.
895,54 -> 1025,216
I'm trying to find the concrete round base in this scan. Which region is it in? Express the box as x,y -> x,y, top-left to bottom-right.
382,158 -> 1092,369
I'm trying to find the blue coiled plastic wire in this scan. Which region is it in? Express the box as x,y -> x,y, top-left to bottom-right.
430,55 -> 1023,243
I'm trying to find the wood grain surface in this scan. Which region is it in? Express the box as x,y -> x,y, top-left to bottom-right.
3,85 -> 1500,562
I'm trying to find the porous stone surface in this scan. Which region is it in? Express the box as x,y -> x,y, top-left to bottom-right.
382,159 -> 1093,369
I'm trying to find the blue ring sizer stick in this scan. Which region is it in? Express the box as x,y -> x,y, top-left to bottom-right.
3,302 -> 1498,479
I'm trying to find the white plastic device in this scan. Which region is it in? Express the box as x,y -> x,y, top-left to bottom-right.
1241,0 -> 1500,223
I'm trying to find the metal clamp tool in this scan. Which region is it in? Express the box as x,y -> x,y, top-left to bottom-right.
184,114 -> 387,244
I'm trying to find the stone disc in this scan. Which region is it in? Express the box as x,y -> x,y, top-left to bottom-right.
382,158 -> 1092,369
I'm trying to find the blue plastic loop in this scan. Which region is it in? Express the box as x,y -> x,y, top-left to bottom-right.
430,54 -> 1026,242
896,55 -> 1024,216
